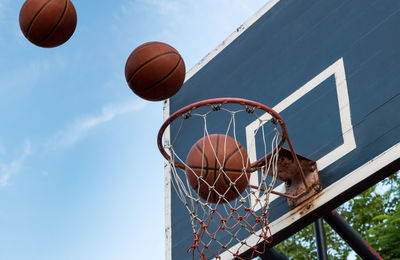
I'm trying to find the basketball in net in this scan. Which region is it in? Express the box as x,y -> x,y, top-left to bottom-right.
185,134 -> 251,204
158,98 -> 291,259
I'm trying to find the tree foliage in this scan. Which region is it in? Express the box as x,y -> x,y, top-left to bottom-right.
275,172 -> 400,259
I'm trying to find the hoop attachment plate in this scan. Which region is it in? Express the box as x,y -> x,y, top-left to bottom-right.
264,148 -> 322,208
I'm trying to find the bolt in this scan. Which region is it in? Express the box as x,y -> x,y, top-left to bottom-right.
314,184 -> 321,191
288,201 -> 295,207
310,164 -> 316,172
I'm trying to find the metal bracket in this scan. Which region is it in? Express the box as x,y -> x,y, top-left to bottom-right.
272,148 -> 322,208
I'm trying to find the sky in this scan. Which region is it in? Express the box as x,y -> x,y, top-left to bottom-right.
0,0 -> 268,259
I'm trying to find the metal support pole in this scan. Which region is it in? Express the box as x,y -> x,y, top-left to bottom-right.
314,219 -> 329,260
323,210 -> 383,260
258,248 -> 289,260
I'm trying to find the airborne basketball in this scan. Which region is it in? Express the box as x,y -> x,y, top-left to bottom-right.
124,41 -> 186,101
19,0 -> 77,48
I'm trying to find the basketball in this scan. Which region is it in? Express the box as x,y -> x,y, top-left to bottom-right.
125,41 -> 186,101
185,134 -> 251,204
19,0 -> 77,48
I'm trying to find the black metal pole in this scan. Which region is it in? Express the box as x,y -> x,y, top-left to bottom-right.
323,210 -> 383,260
314,219 -> 329,260
258,248 -> 289,260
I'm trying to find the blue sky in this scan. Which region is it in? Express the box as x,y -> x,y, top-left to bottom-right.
0,0 -> 267,259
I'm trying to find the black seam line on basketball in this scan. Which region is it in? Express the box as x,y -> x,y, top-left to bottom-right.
192,143 -> 209,191
230,185 -> 242,197
214,134 -> 220,187
222,141 -> 244,191
131,56 -> 182,94
225,144 -> 243,163
130,55 -> 182,93
26,0 -> 52,37
217,135 -> 233,188
137,42 -> 163,51
125,42 -> 163,64
223,143 -> 244,170
38,0 -> 69,44
127,51 -> 178,83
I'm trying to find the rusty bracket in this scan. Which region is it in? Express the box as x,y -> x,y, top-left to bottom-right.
260,148 -> 322,208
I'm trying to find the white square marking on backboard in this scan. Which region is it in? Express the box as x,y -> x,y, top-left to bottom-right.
245,57 -> 356,210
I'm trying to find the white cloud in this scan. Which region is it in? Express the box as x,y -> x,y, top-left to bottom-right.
0,141 -> 32,186
45,99 -> 147,151
0,99 -> 146,187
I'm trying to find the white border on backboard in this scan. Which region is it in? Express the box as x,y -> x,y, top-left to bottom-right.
164,1 -> 280,259
246,57 -> 356,210
164,99 -> 172,260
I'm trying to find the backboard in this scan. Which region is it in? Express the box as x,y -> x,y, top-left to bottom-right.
164,0 -> 400,259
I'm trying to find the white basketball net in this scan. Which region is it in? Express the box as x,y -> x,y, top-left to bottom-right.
165,104 -> 282,259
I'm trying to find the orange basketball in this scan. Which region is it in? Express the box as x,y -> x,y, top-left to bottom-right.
185,134 -> 251,204
125,42 -> 186,101
19,0 -> 77,48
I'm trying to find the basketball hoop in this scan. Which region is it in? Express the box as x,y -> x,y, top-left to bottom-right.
158,98 -> 321,259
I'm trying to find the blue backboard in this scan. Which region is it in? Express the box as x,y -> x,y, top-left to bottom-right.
164,0 -> 400,258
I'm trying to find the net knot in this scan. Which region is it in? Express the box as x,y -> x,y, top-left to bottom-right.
245,106 -> 255,114
182,112 -> 192,119
211,104 -> 222,111
188,233 -> 200,253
